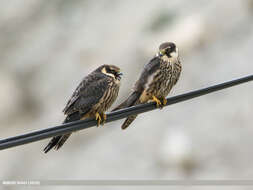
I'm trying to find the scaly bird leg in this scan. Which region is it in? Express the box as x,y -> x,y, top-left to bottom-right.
102,113 -> 107,125
152,96 -> 162,108
95,112 -> 102,127
161,97 -> 167,106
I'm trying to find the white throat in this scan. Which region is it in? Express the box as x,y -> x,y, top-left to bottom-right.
170,48 -> 179,58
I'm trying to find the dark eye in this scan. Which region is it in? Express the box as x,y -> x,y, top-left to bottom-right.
112,70 -> 117,75
166,46 -> 174,53
106,68 -> 117,75
106,67 -> 112,73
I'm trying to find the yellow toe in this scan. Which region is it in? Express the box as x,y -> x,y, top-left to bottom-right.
152,96 -> 162,108
95,112 -> 102,126
162,97 -> 167,106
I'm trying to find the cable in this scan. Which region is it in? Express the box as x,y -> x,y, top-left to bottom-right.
0,75 -> 252,150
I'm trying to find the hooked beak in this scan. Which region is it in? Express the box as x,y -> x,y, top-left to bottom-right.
116,72 -> 123,80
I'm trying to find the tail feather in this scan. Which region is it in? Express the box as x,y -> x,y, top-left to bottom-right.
54,133 -> 72,150
43,135 -> 62,153
121,115 -> 138,130
43,133 -> 72,153
43,112 -> 81,153
113,91 -> 141,129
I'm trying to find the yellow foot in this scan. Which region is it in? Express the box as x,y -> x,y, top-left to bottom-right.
102,113 -> 107,125
95,112 -> 102,127
152,96 -> 162,108
162,97 -> 167,106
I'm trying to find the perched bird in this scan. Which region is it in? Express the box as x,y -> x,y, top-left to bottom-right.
43,64 -> 122,153
113,42 -> 182,129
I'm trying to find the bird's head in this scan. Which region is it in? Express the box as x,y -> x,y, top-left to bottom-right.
159,42 -> 178,59
100,65 -> 123,80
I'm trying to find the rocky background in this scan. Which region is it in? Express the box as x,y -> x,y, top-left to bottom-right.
0,0 -> 253,189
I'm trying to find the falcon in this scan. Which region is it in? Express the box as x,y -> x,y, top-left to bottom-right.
44,64 -> 122,153
113,42 -> 181,129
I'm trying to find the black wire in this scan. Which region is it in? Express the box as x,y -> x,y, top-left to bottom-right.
0,75 -> 252,150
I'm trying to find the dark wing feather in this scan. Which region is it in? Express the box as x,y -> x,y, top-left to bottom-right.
44,76 -> 110,153
63,72 -> 106,115
112,56 -> 161,129
134,56 -> 161,92
69,75 -> 109,114
113,56 -> 161,111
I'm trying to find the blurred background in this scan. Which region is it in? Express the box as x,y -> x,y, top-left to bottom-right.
0,0 -> 253,189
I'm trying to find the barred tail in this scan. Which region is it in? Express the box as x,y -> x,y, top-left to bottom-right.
43,112 -> 81,153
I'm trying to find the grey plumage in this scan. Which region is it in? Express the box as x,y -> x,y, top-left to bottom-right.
44,64 -> 122,153
113,42 -> 182,129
